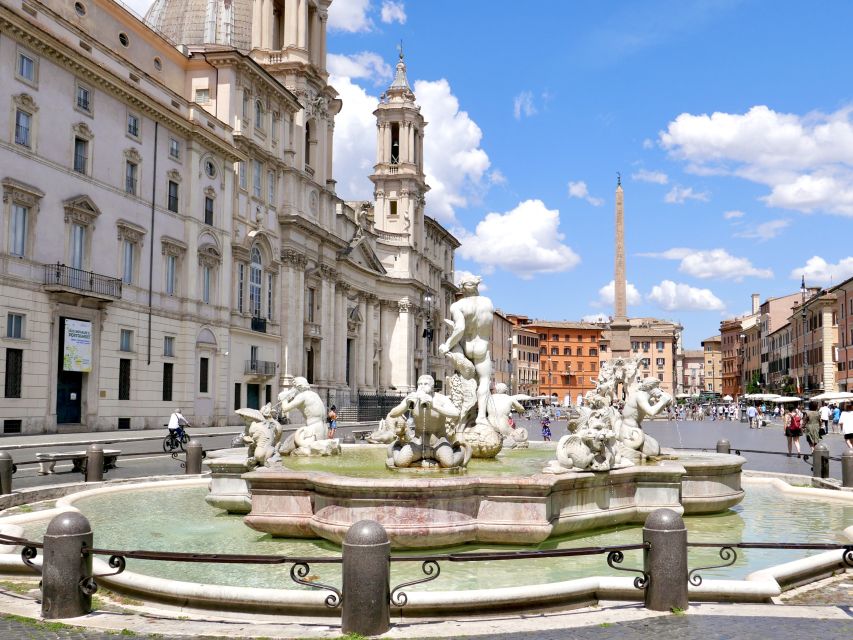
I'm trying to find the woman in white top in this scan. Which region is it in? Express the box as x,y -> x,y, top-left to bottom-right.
840,403 -> 853,450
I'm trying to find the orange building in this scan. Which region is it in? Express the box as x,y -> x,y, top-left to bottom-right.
523,321 -> 604,404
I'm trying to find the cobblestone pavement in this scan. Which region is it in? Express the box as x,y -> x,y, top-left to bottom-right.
0,613 -> 851,639
781,575 -> 853,606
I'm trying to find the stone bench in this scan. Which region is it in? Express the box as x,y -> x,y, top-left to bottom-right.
352,430 -> 372,441
35,449 -> 121,475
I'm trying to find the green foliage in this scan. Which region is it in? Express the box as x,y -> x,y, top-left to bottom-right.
2,614 -> 73,631
670,606 -> 686,615
745,373 -> 762,394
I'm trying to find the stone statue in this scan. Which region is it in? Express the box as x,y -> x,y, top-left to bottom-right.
618,377 -> 670,460
236,404 -> 283,468
438,275 -> 494,427
487,383 -> 530,449
366,417 -> 400,444
385,375 -> 471,469
277,377 -> 341,457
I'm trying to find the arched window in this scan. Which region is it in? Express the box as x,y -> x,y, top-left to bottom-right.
255,100 -> 264,130
250,246 -> 262,318
304,121 -> 312,167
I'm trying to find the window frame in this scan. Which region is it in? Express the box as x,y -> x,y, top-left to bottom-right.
167,179 -> 179,213
74,81 -> 93,115
15,48 -> 37,87
168,137 -> 181,161
126,112 -> 141,139
14,109 -> 32,148
6,313 -> 24,339
164,335 -> 175,357
73,136 -> 89,174
125,160 -> 138,195
9,203 -> 28,257
120,329 -> 133,352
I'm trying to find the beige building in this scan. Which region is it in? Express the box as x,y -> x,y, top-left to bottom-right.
511,325 -> 539,396
831,275 -> 853,392
701,335 -> 721,394
682,350 -> 704,395
599,318 -> 683,396
491,309 -> 513,390
789,286 -> 838,395
766,322 -> 792,393
0,0 -> 459,433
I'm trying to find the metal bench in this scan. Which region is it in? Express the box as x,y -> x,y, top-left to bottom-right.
352,430 -> 372,441
35,449 -> 121,475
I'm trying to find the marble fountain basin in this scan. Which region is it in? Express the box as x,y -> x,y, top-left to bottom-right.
240,446 -> 746,549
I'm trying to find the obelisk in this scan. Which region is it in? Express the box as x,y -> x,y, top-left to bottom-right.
610,174 -> 631,357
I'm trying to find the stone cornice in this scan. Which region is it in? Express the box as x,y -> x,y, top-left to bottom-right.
280,248 -> 308,269
161,236 -> 188,257
116,219 -> 146,245
0,9 -> 242,163
2,177 -> 44,208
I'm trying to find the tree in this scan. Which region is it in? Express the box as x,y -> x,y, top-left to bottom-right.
745,373 -> 761,395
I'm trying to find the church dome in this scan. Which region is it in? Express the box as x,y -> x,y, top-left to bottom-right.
145,0 -> 255,53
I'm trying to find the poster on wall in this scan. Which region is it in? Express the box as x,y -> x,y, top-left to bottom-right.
63,319 -> 92,372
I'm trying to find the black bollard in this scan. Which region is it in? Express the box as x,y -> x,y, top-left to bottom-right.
342,520 -> 390,636
0,452 -> 13,495
842,450 -> 853,488
185,440 -> 203,474
41,511 -> 93,619
811,443 -> 830,479
643,508 -> 688,612
716,439 -> 730,454
85,444 -> 104,482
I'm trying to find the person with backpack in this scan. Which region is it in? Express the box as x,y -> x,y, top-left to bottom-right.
785,406 -> 803,457
327,404 -> 338,439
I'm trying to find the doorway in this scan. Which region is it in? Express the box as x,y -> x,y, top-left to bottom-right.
56,316 -> 84,424
246,383 -> 260,410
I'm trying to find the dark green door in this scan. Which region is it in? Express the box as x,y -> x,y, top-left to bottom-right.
246,384 -> 260,410
57,317 -> 83,424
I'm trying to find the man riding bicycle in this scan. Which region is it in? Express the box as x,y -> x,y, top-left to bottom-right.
168,408 -> 190,432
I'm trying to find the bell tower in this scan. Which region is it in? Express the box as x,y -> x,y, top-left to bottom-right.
370,50 -> 429,246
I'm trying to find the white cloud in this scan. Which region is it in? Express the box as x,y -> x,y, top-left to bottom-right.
723,209 -> 745,219
642,138 -> 655,149
790,256 -> 853,286
329,0 -> 373,32
631,169 -> 669,185
457,199 -> 580,279
415,78 -> 491,222
328,74 -> 379,200
595,280 -> 642,307
380,1 -> 406,24
567,181 -> 604,206
488,169 -> 507,186
639,248 -> 773,281
330,68 -> 492,222
582,313 -> 611,324
328,52 -> 392,85
660,104 -> 853,216
513,91 -> 537,120
453,270 -> 488,291
733,218 -> 790,241
648,280 -> 724,311
664,185 -> 710,204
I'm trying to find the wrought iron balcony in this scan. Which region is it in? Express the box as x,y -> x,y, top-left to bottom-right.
251,316 -> 267,333
42,263 -> 122,300
245,360 -> 276,377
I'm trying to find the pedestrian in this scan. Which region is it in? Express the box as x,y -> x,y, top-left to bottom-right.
540,415 -> 552,442
747,404 -> 757,429
804,401 -> 822,452
773,405 -> 780,421
327,404 -> 337,439
785,406 -> 803,457
841,403 -> 853,449
809,402 -> 832,437
832,403 -> 841,434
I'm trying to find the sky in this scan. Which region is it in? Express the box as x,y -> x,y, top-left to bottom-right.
124,0 -> 853,348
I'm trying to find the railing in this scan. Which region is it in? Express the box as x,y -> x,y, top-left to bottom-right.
245,360 -> 276,376
304,321 -> 322,338
42,263 -> 122,299
251,316 -> 267,333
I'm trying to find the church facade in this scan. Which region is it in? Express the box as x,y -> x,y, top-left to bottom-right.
0,0 -> 457,433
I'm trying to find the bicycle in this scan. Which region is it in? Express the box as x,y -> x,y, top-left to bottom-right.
163,424 -> 190,452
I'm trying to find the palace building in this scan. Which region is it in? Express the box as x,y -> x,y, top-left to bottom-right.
0,0 -> 458,433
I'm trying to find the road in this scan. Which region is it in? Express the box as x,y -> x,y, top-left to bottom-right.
1,417 -> 850,488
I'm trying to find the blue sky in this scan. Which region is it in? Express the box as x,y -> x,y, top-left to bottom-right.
127,0 -> 853,347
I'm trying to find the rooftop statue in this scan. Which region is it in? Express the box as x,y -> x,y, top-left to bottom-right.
277,377 -> 341,457
385,375 -> 472,469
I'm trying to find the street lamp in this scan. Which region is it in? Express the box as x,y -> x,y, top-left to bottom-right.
507,336 -> 514,395
738,333 -> 746,395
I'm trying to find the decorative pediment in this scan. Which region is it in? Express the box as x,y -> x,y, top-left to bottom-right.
63,195 -> 101,226
280,247 -> 307,269
13,93 -> 38,112
161,236 -> 187,257
203,186 -> 217,199
116,219 -> 146,245
232,243 -> 250,263
2,178 -> 43,208
198,245 -> 221,268
167,169 -> 182,183
124,147 -> 142,163
72,122 -> 94,138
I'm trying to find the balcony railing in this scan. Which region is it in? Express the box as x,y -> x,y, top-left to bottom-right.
251,316 -> 267,333
245,360 -> 276,376
42,263 -> 122,300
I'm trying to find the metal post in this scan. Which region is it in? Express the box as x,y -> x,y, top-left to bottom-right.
41,511 -> 93,619
185,440 -> 203,474
841,450 -> 853,488
716,439 -> 730,454
0,452 -> 13,495
643,508 -> 688,612
85,444 -> 104,482
811,442 -> 829,479
341,520 -> 390,636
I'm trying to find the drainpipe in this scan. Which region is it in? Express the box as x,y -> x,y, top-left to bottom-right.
147,122 -> 159,366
